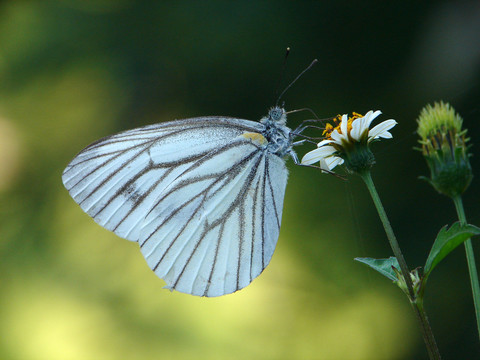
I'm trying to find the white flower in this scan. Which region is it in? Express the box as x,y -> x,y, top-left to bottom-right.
301,110 -> 397,171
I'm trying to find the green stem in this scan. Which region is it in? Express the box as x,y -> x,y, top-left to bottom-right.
452,195 -> 480,340
415,299 -> 440,360
360,171 -> 414,296
360,170 -> 441,360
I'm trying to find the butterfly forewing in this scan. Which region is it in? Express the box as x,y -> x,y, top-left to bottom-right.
62,117 -> 262,240
62,116 -> 289,296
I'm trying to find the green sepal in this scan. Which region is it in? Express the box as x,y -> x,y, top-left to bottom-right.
424,222 -> 480,278
418,175 -> 433,185
355,256 -> 400,282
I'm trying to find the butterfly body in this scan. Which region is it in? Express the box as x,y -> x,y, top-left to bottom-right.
63,106 -> 296,297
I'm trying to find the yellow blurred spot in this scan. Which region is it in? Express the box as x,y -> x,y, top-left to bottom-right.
242,132 -> 268,146
0,117 -> 22,191
1,278 -> 116,360
47,195 -> 415,359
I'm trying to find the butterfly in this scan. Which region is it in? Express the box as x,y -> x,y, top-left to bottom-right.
61,59 -> 318,297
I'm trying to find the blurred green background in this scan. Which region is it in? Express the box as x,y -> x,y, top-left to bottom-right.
1,1 -> 480,359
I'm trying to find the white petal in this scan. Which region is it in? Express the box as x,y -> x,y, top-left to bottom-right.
365,110 -> 382,126
368,119 -> 397,141
340,114 -> 349,138
317,139 -> 335,147
330,129 -> 345,144
362,110 -> 373,121
301,146 -> 336,165
319,159 -> 330,171
350,117 -> 368,141
358,110 -> 379,130
324,156 -> 344,170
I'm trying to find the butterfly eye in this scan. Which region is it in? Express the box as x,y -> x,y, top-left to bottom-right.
268,107 -> 285,122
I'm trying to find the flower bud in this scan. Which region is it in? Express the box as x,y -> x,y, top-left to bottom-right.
417,101 -> 472,197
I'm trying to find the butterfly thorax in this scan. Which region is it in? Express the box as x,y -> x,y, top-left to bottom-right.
260,107 -> 292,158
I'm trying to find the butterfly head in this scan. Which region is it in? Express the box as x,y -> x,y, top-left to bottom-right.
263,106 -> 287,126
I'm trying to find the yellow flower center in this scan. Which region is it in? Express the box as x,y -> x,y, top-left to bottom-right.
322,112 -> 364,139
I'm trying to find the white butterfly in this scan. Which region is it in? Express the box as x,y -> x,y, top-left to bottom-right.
62,106 -> 305,297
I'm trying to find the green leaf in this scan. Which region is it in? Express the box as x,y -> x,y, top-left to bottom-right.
355,257 -> 400,282
424,222 -> 480,277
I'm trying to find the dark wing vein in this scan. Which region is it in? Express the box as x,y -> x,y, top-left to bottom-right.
203,222 -> 225,296
142,145 -> 262,250
168,153 -> 264,293
250,175 -> 260,282
265,158 -> 281,229
143,139 -> 258,220
261,156 -> 267,269
111,167 -> 175,233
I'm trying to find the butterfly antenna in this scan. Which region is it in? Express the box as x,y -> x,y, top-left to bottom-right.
276,58 -> 318,106
287,107 -> 320,120
273,47 -> 291,103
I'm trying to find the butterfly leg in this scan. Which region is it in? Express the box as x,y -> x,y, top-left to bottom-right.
291,139 -> 306,147
287,149 -> 300,164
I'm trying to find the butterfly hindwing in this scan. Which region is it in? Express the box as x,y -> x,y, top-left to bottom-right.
139,141 -> 288,296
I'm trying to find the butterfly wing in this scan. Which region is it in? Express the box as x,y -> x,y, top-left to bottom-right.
62,117 -> 263,241
139,143 -> 288,297
62,117 -> 288,296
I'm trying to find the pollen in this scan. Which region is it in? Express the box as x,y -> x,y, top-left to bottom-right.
323,112 -> 363,139
242,132 -> 268,146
